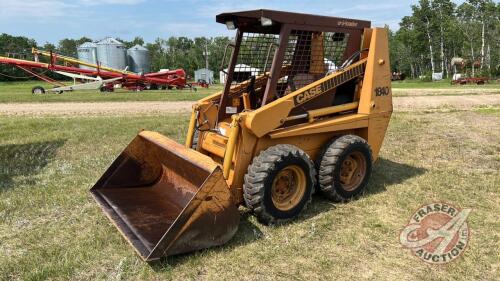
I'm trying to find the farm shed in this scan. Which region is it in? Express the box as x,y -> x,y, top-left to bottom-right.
194,68 -> 214,84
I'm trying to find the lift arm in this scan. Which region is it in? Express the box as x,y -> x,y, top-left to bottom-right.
244,58 -> 367,137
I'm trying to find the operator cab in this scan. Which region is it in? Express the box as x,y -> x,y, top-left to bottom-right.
215,9 -> 371,122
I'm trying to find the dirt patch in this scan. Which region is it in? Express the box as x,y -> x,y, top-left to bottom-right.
393,88 -> 500,96
394,94 -> 500,110
0,101 -> 193,116
0,95 -> 498,116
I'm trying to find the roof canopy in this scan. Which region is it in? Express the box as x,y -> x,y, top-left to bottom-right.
216,9 -> 370,33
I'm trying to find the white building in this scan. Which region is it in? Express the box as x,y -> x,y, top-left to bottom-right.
219,64 -> 260,84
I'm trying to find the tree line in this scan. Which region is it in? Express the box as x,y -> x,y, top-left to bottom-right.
390,0 -> 499,79
1,0 -> 498,82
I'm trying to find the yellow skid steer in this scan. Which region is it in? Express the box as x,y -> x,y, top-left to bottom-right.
91,9 -> 393,261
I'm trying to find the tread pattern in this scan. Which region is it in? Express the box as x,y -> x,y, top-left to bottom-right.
318,135 -> 372,202
243,144 -> 316,224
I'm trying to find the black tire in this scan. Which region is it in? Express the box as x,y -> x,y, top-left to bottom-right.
243,144 -> 316,225
318,135 -> 373,202
100,86 -> 114,93
32,86 -> 45,95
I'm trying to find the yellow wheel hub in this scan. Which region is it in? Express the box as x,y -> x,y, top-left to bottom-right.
271,165 -> 306,211
339,151 -> 367,191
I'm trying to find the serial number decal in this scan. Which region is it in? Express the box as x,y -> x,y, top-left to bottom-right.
375,86 -> 390,96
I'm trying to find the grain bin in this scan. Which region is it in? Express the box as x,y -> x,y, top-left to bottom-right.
77,42 -> 97,70
127,45 -> 150,73
96,38 -> 127,70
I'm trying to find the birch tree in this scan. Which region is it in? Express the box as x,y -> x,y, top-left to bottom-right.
412,0 -> 437,74
431,0 -> 455,77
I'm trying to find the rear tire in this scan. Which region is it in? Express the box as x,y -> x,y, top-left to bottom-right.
318,135 -> 372,202
243,144 -> 316,225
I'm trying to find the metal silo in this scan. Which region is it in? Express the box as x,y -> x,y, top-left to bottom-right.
96,37 -> 127,70
127,44 -> 150,73
77,42 -> 97,70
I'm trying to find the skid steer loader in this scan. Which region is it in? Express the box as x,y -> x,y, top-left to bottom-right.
91,10 -> 392,261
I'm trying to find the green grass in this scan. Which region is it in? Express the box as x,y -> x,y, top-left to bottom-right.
1,79 -> 498,103
0,80 -> 500,103
0,109 -> 498,280
392,78 -> 500,89
0,81 -> 221,103
474,105 -> 500,115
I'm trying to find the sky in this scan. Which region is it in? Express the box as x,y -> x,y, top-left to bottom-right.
0,0 -> 463,45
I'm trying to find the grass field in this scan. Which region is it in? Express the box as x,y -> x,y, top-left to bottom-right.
392,79 -> 500,89
0,80 -> 498,103
0,81 -> 217,103
0,106 -> 498,280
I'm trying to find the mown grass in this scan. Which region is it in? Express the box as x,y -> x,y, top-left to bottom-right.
1,79 -> 498,103
0,81 -> 220,103
392,78 -> 500,89
0,109 -> 499,280
474,105 -> 500,115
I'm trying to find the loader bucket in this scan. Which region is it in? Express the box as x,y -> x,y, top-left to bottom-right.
90,131 -> 239,261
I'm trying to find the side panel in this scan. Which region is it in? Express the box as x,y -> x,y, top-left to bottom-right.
358,28 -> 392,115
357,28 -> 392,160
367,112 -> 391,160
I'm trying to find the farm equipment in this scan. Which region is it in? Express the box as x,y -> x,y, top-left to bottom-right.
451,76 -> 488,85
91,10 -> 393,261
192,79 -> 210,88
391,71 -> 406,81
0,51 -> 189,93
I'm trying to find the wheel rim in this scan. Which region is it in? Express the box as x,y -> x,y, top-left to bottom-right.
271,165 -> 306,211
34,89 -> 42,94
339,151 -> 367,191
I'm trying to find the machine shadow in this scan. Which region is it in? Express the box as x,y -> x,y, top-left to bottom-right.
298,158 -> 427,221
0,139 -> 66,190
366,157 -> 427,196
150,157 -> 426,268
295,157 -> 427,222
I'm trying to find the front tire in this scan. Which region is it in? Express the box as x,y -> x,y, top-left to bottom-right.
243,144 -> 316,224
318,135 -> 373,202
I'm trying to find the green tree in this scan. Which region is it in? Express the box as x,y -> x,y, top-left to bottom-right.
0,34 -> 38,81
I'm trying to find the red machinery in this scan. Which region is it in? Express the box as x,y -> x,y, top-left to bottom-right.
0,51 -> 190,93
451,77 -> 489,85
